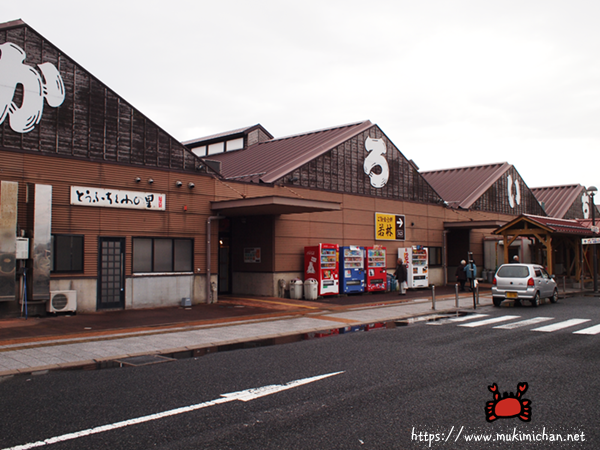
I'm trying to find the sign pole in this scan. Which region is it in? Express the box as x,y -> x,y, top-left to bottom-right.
585,186 -> 598,295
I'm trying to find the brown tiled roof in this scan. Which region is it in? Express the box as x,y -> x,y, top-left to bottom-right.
527,215 -> 592,234
200,121 -> 373,183
495,214 -> 593,236
531,184 -> 584,218
577,218 -> 600,232
421,163 -> 511,209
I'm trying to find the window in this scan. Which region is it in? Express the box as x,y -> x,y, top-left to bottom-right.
428,247 -> 442,267
497,265 -> 529,278
133,238 -> 193,273
53,235 -> 84,272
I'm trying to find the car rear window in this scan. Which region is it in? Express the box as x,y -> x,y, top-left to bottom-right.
497,266 -> 530,278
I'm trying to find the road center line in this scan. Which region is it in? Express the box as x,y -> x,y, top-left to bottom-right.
2,371 -> 344,450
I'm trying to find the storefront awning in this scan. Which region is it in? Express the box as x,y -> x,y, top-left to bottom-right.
210,196 -> 341,217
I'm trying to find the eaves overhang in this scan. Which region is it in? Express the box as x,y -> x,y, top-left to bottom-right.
210,196 -> 341,217
444,220 -> 507,229
492,214 -> 593,236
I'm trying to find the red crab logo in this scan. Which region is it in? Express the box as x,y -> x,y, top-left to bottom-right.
485,382 -> 531,422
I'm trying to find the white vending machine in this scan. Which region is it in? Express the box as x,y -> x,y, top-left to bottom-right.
398,246 -> 429,288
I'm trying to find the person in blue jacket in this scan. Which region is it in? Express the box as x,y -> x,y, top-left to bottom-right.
464,259 -> 477,292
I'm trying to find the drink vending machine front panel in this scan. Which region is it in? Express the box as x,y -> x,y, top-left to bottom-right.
304,244 -> 339,296
398,246 -> 429,288
340,246 -> 365,294
364,246 -> 387,292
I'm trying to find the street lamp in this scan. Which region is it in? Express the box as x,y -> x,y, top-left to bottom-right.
587,186 -> 598,294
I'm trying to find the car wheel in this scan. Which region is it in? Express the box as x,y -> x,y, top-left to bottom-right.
531,292 -> 540,307
550,289 -> 559,303
493,297 -> 503,307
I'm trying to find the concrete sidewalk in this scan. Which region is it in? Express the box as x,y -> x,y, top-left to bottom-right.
0,289 -> 494,378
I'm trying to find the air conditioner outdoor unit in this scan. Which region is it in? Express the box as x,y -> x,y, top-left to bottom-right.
47,290 -> 77,313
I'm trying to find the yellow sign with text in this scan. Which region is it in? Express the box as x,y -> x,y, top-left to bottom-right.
375,212 -> 405,241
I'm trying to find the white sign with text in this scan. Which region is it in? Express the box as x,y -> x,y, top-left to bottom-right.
70,186 -> 165,210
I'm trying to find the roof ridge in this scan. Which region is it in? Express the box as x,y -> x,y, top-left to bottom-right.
182,124 -> 270,146
524,213 -> 579,223
531,184 -> 582,191
268,120 -> 371,143
420,161 -> 508,174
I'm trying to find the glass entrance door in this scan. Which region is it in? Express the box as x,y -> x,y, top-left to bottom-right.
97,237 -> 125,310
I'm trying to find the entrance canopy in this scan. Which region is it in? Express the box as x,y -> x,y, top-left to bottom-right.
444,220 -> 506,229
493,214 -> 595,277
210,195 -> 341,217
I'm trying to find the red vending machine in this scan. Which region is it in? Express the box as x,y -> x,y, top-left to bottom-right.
304,244 -> 339,296
364,245 -> 387,292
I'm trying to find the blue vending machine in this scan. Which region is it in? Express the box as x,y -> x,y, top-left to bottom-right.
340,246 -> 365,294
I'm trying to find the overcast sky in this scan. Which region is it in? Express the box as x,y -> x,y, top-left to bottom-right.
3,1 -> 600,194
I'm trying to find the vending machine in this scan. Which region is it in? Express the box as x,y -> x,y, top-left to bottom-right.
398,246 -> 429,288
364,245 -> 387,292
304,244 -> 339,296
339,246 -> 365,294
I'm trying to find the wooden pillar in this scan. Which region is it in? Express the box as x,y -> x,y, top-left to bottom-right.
546,236 -> 553,275
575,240 -> 581,282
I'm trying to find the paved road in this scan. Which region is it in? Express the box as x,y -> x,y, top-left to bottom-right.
0,296 -> 597,449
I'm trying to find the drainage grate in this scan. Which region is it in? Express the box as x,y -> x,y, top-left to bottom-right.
113,355 -> 176,367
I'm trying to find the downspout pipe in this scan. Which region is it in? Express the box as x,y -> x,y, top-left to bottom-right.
206,215 -> 223,303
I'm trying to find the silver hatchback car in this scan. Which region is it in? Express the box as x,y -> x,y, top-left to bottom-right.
491,263 -> 558,307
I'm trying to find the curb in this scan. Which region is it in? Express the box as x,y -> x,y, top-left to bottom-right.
0,306 -> 486,379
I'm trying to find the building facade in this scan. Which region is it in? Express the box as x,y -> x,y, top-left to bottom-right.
0,20 -> 588,319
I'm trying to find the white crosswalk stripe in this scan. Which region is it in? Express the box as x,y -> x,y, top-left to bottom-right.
426,314 -> 489,325
458,315 -> 520,327
531,319 -> 591,332
423,313 -> 600,335
573,324 -> 600,335
447,314 -> 489,323
493,317 -> 554,329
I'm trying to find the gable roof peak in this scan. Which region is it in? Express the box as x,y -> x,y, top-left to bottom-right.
421,162 -> 514,209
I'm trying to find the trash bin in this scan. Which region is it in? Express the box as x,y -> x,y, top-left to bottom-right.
386,273 -> 397,292
304,278 -> 318,300
289,279 -> 303,299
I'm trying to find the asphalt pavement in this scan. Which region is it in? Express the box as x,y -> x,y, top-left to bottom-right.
0,283 -> 580,378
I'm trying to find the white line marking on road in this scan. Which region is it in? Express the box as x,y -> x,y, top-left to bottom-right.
2,371 -> 345,450
458,315 -> 520,328
446,314 -> 489,323
532,319 -> 591,332
426,314 -> 489,325
572,324 -> 600,335
493,317 -> 554,330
